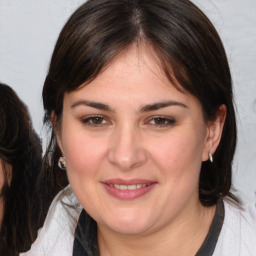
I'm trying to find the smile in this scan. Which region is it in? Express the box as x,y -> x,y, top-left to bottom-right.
102,180 -> 156,200
108,184 -> 149,190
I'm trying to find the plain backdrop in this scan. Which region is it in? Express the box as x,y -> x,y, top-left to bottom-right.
0,0 -> 255,203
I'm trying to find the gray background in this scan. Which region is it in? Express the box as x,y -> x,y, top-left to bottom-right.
0,0 -> 255,203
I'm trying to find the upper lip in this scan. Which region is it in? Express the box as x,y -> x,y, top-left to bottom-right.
101,179 -> 156,185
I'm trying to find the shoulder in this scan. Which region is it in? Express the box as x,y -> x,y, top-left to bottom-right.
213,199 -> 256,256
20,185 -> 82,256
223,199 -> 256,236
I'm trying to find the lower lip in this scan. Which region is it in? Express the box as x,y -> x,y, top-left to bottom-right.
101,183 -> 157,200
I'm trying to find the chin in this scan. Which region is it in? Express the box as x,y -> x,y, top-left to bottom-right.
101,213 -> 154,235
110,224 -> 150,236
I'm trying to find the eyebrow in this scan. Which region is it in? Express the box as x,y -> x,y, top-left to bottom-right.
71,99 -> 188,112
140,100 -> 188,112
71,100 -> 114,112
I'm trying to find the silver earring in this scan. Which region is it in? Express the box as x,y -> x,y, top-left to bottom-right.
209,152 -> 213,163
58,156 -> 66,170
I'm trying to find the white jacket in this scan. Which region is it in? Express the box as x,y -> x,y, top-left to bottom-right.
21,187 -> 256,256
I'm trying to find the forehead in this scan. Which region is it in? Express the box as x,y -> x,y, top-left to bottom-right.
65,44 -> 201,112
98,46 -> 164,85
77,45 -> 179,93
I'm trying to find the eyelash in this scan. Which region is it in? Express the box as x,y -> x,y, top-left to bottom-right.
81,115 -> 109,127
147,116 -> 176,127
81,115 -> 176,128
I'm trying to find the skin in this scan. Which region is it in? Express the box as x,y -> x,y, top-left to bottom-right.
0,159 -> 12,227
56,44 -> 226,256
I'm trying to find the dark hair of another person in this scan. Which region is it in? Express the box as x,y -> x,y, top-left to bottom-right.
0,83 -> 42,255
42,0 -> 238,207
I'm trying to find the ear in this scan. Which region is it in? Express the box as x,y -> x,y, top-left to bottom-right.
50,111 -> 64,153
202,104 -> 227,162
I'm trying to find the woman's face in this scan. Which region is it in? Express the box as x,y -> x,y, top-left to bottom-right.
58,45 -> 215,236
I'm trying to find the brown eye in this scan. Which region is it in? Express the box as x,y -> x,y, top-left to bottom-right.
153,118 -> 167,125
148,116 -> 176,127
91,116 -> 104,124
82,115 -> 107,126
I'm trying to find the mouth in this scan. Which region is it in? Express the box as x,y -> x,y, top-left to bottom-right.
101,179 -> 157,200
107,183 -> 150,190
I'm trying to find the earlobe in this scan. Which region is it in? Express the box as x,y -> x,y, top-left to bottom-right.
202,104 -> 227,162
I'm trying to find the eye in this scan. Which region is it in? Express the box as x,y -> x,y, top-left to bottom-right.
82,115 -> 108,126
148,116 -> 176,127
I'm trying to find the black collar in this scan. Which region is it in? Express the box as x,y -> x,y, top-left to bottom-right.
195,199 -> 224,255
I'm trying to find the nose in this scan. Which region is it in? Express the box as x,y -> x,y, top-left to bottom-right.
107,126 -> 147,171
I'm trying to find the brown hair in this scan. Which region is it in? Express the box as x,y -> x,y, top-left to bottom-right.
43,0 -> 238,206
0,83 -> 43,255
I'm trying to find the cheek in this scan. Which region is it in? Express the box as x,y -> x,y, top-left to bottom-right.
148,130 -> 206,207
148,128 -> 205,176
61,128 -> 108,180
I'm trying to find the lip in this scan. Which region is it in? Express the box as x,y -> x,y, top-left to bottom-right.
101,179 -> 157,200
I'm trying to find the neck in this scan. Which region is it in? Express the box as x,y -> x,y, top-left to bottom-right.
97,201 -> 216,256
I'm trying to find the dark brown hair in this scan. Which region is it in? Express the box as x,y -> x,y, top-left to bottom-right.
0,83 -> 43,255
43,0 -> 237,206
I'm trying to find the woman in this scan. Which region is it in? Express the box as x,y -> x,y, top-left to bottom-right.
0,83 -> 43,255
23,0 -> 256,255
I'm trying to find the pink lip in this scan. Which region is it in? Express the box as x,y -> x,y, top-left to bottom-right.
101,179 -> 157,200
